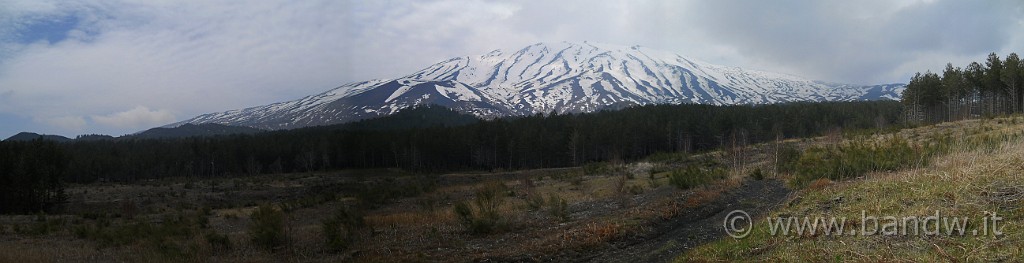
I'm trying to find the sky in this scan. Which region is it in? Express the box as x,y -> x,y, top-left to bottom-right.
0,0 -> 1022,139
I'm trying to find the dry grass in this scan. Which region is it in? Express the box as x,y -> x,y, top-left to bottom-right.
806,178 -> 833,190
338,160 -> 752,261
688,174 -> 744,206
365,210 -> 455,229
560,222 -> 627,248
681,115 -> 1024,262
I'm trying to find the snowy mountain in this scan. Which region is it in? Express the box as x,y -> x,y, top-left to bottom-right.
170,41 -> 905,130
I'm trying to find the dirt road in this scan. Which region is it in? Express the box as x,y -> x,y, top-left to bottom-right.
582,179 -> 791,263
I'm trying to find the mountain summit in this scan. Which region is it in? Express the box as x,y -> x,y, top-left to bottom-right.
171,41 -> 905,130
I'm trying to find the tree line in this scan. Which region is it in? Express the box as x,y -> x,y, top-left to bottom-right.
0,139 -> 68,214
901,52 -> 1024,123
50,102 -> 900,184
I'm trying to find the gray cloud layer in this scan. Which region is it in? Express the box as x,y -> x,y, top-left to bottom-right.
0,0 -> 1021,137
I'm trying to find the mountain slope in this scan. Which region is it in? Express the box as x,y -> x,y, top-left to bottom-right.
172,41 -> 905,130
310,105 -> 481,132
130,123 -> 264,140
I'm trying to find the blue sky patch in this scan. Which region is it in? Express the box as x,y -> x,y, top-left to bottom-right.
16,15 -> 80,44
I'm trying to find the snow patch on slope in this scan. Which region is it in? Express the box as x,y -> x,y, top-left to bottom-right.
172,41 -> 905,130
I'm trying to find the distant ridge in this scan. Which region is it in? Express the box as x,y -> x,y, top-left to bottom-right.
5,123 -> 264,142
4,132 -> 72,142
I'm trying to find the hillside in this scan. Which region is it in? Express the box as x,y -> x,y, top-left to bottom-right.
682,116 -> 1024,261
130,123 -> 264,140
307,105 -> 481,132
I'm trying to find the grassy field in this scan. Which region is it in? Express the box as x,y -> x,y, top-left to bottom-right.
680,116 -> 1024,262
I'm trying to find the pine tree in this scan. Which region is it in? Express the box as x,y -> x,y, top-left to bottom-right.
965,62 -> 986,118
919,71 -> 945,122
984,53 -> 1006,114
1002,53 -> 1023,113
901,73 -> 922,123
942,64 -> 967,120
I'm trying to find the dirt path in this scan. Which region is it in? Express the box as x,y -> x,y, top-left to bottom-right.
581,179 -> 792,263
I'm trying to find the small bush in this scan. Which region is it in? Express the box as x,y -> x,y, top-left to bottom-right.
205,231 -> 232,251
648,172 -> 663,188
548,194 -> 570,222
417,196 -> 439,212
249,203 -> 287,250
775,145 -> 802,174
627,184 -> 645,195
615,174 -> 628,194
749,168 -> 765,180
583,162 -> 609,176
806,178 -> 833,190
322,206 -> 364,252
453,182 -> 508,234
569,174 -> 585,187
73,213 -> 197,256
27,217 -> 63,236
356,175 -> 437,209
526,194 -> 545,211
645,152 -> 691,164
668,166 -> 727,190
453,202 -> 474,226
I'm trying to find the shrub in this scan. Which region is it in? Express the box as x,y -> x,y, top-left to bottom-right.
627,184 -> 645,195
526,193 -> 545,211
615,174 -> 628,194
668,166 -> 727,190
249,203 -> 287,250
569,173 -> 585,187
27,216 -> 63,236
322,206 -> 364,252
72,212 -> 198,257
474,182 -> 506,216
205,231 -> 232,251
356,175 -> 437,208
645,152 -> 692,164
648,172 -> 663,188
417,195 -> 439,212
791,138 -> 920,188
453,202 -> 475,226
749,168 -> 765,180
775,144 -> 802,174
453,182 -> 507,234
806,178 -> 833,190
548,194 -> 570,222
321,219 -> 345,251
583,162 -> 609,176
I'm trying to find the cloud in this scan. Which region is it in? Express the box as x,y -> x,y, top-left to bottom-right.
36,115 -> 86,131
0,0 -> 370,135
681,0 -> 1024,83
91,106 -> 175,129
0,0 -> 1021,137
